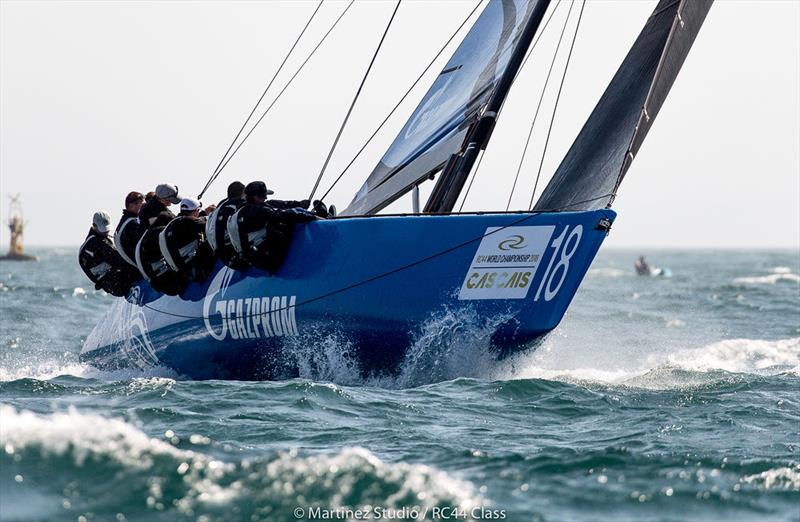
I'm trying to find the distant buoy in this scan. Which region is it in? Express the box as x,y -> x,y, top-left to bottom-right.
0,195 -> 37,262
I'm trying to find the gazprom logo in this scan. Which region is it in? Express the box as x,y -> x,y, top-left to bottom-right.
203,267 -> 299,341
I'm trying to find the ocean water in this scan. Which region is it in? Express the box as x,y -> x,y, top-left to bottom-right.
0,248 -> 798,522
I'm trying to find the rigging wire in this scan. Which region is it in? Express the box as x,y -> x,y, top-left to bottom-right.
308,0 -> 402,202
318,0 -> 483,202
457,149 -> 485,212
198,1 -> 324,199
456,0 -> 563,212
200,1 -> 356,196
505,0 -> 574,211
511,0 -> 564,89
528,0 -> 586,210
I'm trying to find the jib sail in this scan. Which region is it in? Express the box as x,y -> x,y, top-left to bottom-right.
534,0 -> 713,212
343,0 -> 545,216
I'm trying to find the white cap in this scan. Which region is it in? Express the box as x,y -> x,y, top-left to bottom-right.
180,197 -> 201,212
92,211 -> 112,234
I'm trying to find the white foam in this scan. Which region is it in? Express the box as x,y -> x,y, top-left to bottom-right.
0,361 -> 178,382
734,272 -> 800,285
495,337 -> 800,388
260,447 -> 480,511
502,364 -> 634,384
587,267 -> 628,278
742,465 -> 800,491
0,404 -> 188,468
397,307 -> 511,387
291,331 -> 363,385
0,405 -> 480,516
664,337 -> 800,373
0,363 -> 89,382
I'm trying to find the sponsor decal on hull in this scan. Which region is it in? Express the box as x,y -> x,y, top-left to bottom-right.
203,268 -> 299,341
459,226 -> 554,300
123,287 -> 160,368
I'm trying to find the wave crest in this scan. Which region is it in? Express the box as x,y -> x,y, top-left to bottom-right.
734,266 -> 800,285
742,464 -> 800,491
1,405 -> 481,520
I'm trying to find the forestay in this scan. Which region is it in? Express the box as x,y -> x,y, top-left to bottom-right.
534,0 -> 713,212
343,0 -> 543,216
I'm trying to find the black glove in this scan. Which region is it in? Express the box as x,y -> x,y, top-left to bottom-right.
312,200 -> 329,218
299,199 -> 311,209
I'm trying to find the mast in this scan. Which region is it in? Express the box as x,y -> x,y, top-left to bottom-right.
425,0 -> 551,213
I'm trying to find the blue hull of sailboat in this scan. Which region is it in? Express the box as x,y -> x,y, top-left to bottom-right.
80,209 -> 615,380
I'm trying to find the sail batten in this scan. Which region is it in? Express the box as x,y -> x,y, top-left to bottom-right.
533,0 -> 713,212
343,0 -> 545,216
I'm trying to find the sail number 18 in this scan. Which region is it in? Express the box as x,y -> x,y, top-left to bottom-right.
534,225 -> 583,302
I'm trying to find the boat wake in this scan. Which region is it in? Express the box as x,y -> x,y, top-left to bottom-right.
0,361 -> 178,383
497,336 -> 800,389
281,304 -> 799,389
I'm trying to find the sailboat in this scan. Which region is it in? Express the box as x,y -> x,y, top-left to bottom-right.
81,0 -> 712,380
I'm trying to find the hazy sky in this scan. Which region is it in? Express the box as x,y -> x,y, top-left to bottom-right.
1,0 -> 798,248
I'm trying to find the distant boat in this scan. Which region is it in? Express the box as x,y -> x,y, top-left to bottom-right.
635,256 -> 672,278
82,0 -> 712,379
0,195 -> 37,262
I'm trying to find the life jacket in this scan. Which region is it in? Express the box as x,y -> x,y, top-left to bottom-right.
138,199 -> 176,229
228,205 -> 294,273
114,214 -> 144,267
78,231 -> 140,297
206,198 -> 249,270
135,223 -> 188,296
160,216 -> 216,282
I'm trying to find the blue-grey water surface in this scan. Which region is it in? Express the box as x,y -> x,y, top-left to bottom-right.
1,248 -> 798,521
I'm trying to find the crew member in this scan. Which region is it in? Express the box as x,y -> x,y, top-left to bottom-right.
138,183 -> 181,229
160,197 -> 215,281
135,213 -> 187,295
206,181 -> 248,269
229,181 -> 318,272
114,191 -> 145,267
252,179 -> 330,217
178,197 -> 205,219
78,211 -> 141,297
635,256 -> 652,276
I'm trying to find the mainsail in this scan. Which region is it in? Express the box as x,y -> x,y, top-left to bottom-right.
534,0 -> 713,211
343,0 -> 546,216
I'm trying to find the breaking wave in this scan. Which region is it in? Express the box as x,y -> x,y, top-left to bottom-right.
734,266 -> 800,285
742,464 -> 800,491
1,405 -> 481,521
494,336 -> 800,389
0,362 -> 178,383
